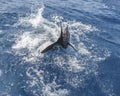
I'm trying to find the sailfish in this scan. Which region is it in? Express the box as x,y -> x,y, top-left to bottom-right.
41,24 -> 77,53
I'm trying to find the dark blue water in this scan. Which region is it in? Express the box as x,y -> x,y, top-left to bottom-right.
0,0 -> 120,96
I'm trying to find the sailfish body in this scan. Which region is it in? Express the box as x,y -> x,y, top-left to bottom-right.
41,25 -> 77,53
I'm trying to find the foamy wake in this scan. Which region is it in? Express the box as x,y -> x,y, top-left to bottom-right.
12,5 -> 111,96
26,66 -> 69,96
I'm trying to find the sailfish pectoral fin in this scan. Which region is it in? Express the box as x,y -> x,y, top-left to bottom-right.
68,43 -> 78,52
41,42 -> 57,53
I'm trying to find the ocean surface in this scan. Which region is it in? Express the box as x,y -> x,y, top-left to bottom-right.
0,0 -> 120,96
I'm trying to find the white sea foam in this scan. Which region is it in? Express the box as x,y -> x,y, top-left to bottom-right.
26,67 -> 69,96
29,7 -> 44,28
78,42 -> 90,55
12,6 -> 110,67
13,32 -> 40,50
97,78 -> 116,96
0,69 -> 2,77
0,30 -> 2,34
42,80 -> 69,96
12,5 -> 111,96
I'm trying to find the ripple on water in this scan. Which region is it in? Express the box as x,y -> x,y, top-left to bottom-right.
0,69 -> 2,77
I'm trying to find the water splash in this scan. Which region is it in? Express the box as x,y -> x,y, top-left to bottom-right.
12,5 -> 111,96
29,7 -> 44,28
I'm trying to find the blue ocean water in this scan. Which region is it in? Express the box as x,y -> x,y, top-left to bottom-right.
0,0 -> 120,96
